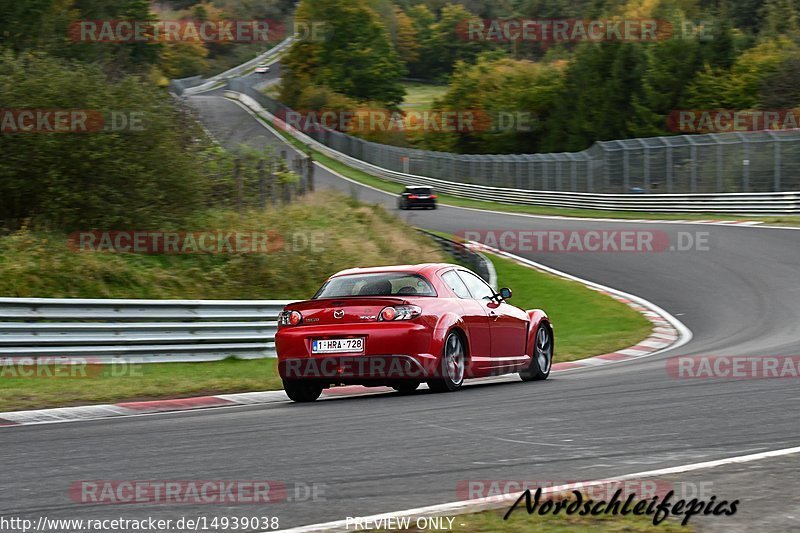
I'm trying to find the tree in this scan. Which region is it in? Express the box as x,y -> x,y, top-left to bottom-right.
420,3 -> 487,79
280,0 -> 406,107
405,4 -> 436,78
424,54 -> 563,154
0,50 -> 208,230
393,6 -> 421,66
66,0 -> 162,74
760,0 -> 800,38
159,41 -> 209,79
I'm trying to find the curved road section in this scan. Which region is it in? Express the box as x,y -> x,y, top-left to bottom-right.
2,80 -> 799,532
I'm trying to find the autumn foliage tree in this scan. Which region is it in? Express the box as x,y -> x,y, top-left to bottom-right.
281,0 -> 406,108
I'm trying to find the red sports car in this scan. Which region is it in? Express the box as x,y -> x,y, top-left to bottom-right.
275,263 -> 553,402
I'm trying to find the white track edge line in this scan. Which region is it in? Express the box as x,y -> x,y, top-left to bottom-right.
473,244 -> 693,361
277,445 -> 800,532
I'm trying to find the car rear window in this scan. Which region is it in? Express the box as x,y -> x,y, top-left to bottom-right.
406,187 -> 432,195
313,273 -> 436,299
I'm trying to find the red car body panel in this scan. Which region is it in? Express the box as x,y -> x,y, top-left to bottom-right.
275,263 -> 551,386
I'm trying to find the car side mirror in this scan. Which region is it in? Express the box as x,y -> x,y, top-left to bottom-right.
498,288 -> 512,300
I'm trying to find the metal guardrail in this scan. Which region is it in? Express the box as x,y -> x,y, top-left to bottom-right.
0,234 -> 492,363
228,80 -> 800,196
417,230 -> 496,289
229,88 -> 800,214
170,37 -> 293,97
0,298 -> 293,363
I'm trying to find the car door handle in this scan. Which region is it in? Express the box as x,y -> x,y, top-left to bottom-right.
488,311 -> 499,320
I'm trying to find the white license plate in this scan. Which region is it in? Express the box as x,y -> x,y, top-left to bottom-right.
312,338 -> 365,354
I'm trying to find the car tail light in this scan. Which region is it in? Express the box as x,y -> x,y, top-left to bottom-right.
408,195 -> 419,199
279,310 -> 303,326
379,305 -> 422,321
430,195 -> 438,199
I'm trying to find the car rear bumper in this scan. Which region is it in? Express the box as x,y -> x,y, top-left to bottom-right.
407,199 -> 436,208
276,322 -> 439,382
278,353 -> 439,382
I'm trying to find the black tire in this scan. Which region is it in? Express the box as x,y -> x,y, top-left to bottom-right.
520,323 -> 553,382
283,380 -> 323,402
432,204 -> 438,210
392,382 -> 420,395
427,331 -> 466,393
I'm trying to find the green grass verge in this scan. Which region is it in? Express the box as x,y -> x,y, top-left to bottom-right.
261,114 -> 800,225
400,81 -> 448,112
0,358 -> 282,412
0,359 -> 281,411
0,248 -> 650,411
486,254 -> 651,361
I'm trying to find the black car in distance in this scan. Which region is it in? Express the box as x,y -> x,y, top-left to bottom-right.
398,186 -> 437,210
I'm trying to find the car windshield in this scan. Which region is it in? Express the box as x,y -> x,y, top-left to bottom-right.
313,273 -> 436,299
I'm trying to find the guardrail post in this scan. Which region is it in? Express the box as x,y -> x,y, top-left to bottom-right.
306,155 -> 315,192
774,141 -> 782,192
555,160 -> 563,191
716,143 -> 723,192
571,160 -> 577,192
742,141 -> 750,192
666,146 -> 673,193
623,150 -> 630,192
690,144 -> 698,193
542,161 -> 549,190
269,168 -> 277,207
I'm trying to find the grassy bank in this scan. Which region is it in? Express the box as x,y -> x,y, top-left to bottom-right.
0,248 -> 651,411
0,191 -> 444,299
0,358 -> 283,412
262,113 -> 800,226
401,81 -> 448,112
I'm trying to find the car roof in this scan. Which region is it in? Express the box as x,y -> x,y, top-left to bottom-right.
331,263 -> 462,278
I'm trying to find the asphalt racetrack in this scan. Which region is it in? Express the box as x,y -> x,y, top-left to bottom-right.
2,82 -> 799,532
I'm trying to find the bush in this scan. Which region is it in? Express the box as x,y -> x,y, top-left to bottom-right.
0,50 -> 209,231
0,191 -> 446,299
